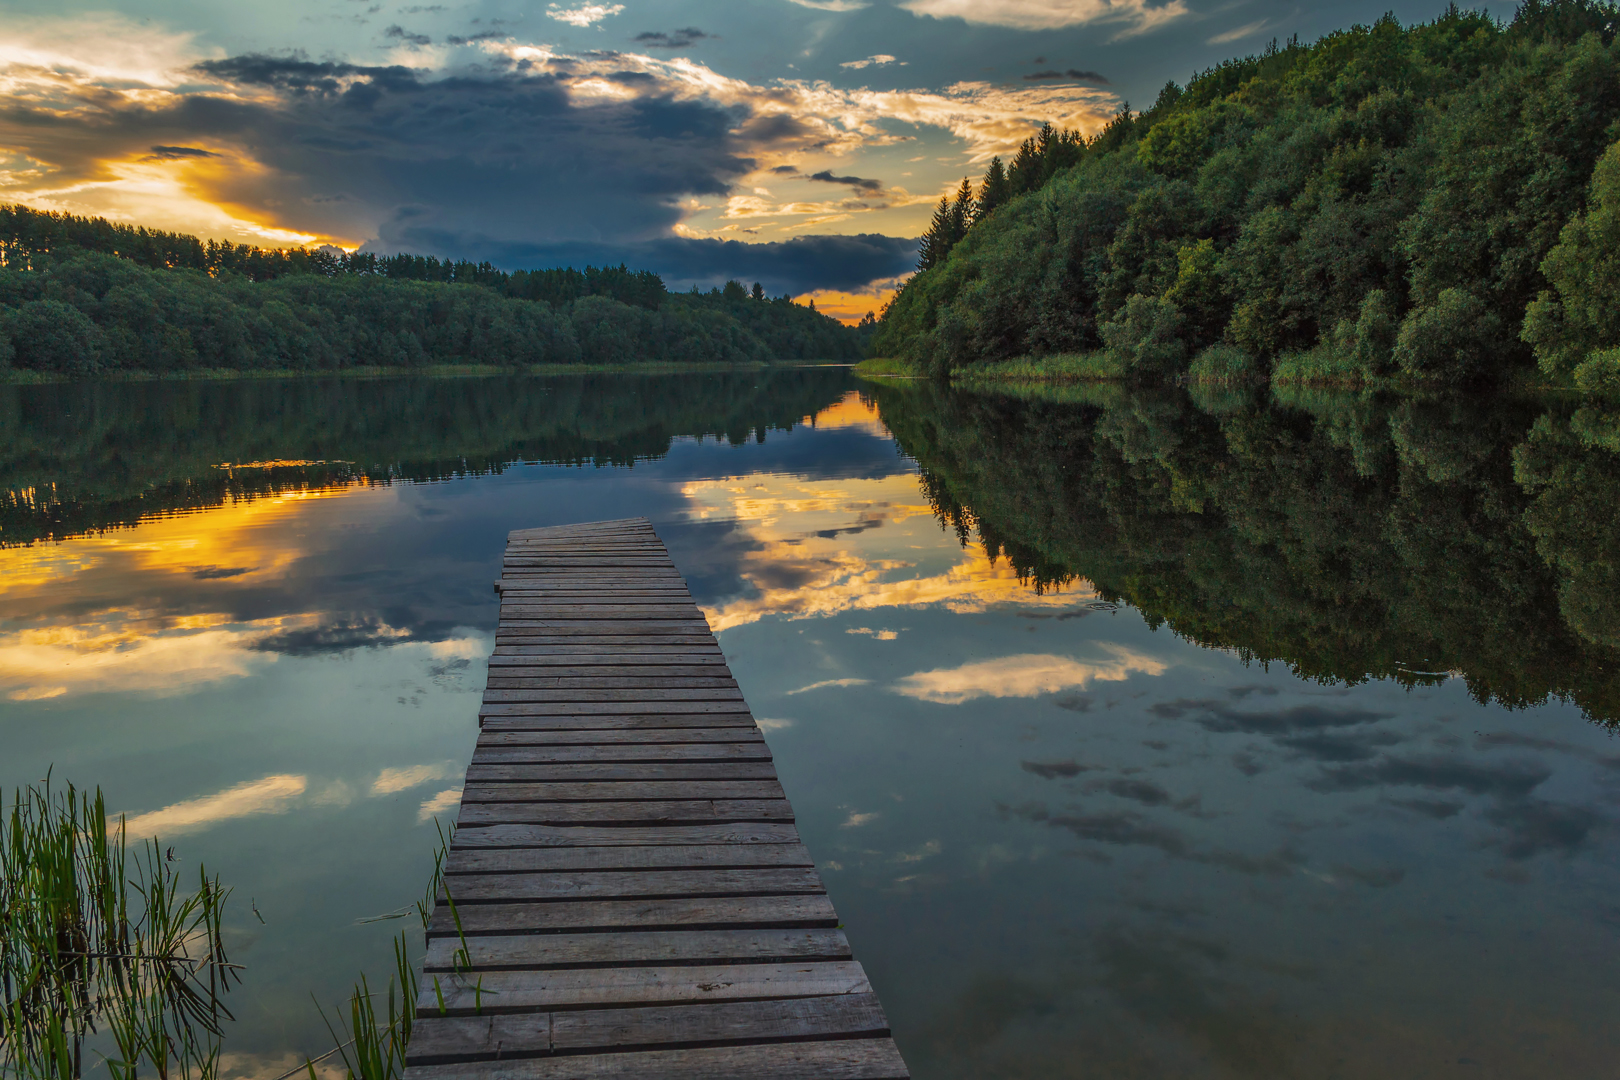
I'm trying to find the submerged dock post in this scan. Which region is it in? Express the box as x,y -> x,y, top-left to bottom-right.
403,517 -> 910,1079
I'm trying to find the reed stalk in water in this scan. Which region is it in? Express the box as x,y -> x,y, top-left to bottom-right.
0,780 -> 238,1080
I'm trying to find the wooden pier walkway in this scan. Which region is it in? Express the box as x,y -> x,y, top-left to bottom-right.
404,518 -> 910,1080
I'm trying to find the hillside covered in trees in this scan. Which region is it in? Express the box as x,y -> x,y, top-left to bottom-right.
0,204 -> 865,374
874,0 -> 1620,394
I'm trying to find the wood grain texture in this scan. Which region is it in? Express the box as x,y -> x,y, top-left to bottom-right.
417,961 -> 872,1015
402,520 -> 907,1080
423,928 -> 850,972
451,823 -> 804,847
454,799 -> 794,826
443,867 -> 825,903
426,893 -> 838,936
406,993 -> 889,1063
407,1037 -> 908,1079
444,842 -> 814,874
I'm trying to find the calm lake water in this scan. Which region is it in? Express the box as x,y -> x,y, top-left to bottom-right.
3,370 -> 1618,1078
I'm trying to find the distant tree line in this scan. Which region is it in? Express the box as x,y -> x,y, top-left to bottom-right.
0,207 -> 865,374
878,0 -> 1620,394
0,203 -> 668,309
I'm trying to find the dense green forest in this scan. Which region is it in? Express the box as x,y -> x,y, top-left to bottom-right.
0,368 -> 851,543
863,378 -> 1620,727
874,0 -> 1620,393
0,205 -> 865,374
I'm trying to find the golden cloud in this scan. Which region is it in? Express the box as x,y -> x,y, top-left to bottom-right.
893,646 -> 1169,704
119,774 -> 308,838
899,0 -> 1188,35
371,763 -> 460,796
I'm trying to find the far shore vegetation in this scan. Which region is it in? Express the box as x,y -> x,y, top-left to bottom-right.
0,204 -> 872,378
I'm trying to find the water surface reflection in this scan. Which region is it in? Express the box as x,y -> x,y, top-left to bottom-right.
1,372 -> 1616,1078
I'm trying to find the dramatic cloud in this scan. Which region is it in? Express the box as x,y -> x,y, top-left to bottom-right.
143,145 -> 219,160
900,0 -> 1188,34
841,55 -> 906,69
120,775 -> 307,837
384,25 -> 432,46
635,28 -> 711,49
807,170 -> 885,192
786,0 -> 871,10
546,3 -> 625,28
0,22 -> 1117,292
1024,68 -> 1110,83
894,647 -> 1167,704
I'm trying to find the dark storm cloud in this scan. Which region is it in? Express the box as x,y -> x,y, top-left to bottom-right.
1308,755 -> 1550,799
445,31 -> 510,45
1005,802 -> 1300,877
249,619 -> 429,656
1384,796 -> 1464,818
144,145 -> 219,160
384,25 -> 433,46
635,28 -> 710,48
806,170 -> 885,193
1149,698 -> 1392,733
1279,729 -> 1405,762
1482,799 -> 1604,860
1020,760 -> 1098,779
1023,69 -> 1110,83
6,52 -> 917,294
400,232 -> 919,295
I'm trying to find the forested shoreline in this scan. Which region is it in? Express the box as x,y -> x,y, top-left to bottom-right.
0,205 -> 866,375
874,0 -> 1620,395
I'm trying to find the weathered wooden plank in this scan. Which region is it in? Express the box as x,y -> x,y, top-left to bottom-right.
424,928 -> 850,973
473,718 -> 758,735
471,745 -> 772,764
410,1037 -> 907,1080
483,677 -> 738,690
479,702 -> 754,717
484,666 -> 732,678
489,652 -> 723,663
482,690 -> 744,704
427,893 -> 835,936
496,611 -> 705,622
496,597 -> 697,605
459,780 -> 787,803
445,842 -> 814,874
477,729 -> 762,745
451,823 -> 803,848
455,800 -> 794,826
406,993 -> 889,1064
464,763 -> 775,784
478,715 -> 757,732
418,961 -> 871,1015
492,640 -> 721,650
413,1038 -> 907,1080
444,867 -> 824,904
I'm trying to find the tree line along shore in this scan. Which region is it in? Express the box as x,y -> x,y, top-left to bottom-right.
871,0 -> 1620,397
0,204 -> 870,376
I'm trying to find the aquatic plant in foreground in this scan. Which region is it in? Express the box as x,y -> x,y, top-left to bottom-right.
0,781 -> 237,1080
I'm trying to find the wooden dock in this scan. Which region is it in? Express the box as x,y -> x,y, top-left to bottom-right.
403,518 -> 910,1080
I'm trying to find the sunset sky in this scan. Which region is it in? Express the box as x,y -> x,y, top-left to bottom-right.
3,0 -> 1451,313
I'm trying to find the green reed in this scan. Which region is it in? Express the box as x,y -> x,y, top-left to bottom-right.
308,819 -> 456,1080
0,780 -> 237,1080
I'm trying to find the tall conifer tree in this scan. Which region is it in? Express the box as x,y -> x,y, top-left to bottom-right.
949,177 -> 975,245
975,156 -> 1011,222
917,195 -> 954,270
